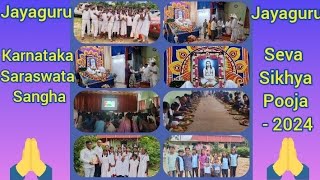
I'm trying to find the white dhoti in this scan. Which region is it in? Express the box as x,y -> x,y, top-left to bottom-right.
201,78 -> 217,87
141,20 -> 150,37
120,21 -> 127,36
131,23 -> 137,37
135,21 -> 143,39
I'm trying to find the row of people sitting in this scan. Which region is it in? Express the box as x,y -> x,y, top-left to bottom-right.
214,91 -> 250,126
164,92 -> 201,131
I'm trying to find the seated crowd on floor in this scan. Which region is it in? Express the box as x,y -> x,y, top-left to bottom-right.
214,91 -> 250,126
74,107 -> 160,133
163,92 -> 201,131
163,91 -> 250,131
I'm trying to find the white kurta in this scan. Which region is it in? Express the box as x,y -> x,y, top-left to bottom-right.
124,152 -> 132,176
90,9 -> 99,37
112,14 -> 120,33
107,15 -> 115,39
131,14 -> 140,38
98,11 -> 103,34
230,19 -> 238,42
101,155 -> 111,177
225,21 -> 231,35
115,155 -> 126,176
141,67 -> 150,82
81,10 -> 91,37
141,12 -> 151,37
129,159 -> 139,177
135,13 -> 144,37
101,13 -> 108,33
120,14 -> 127,36
137,154 -> 149,177
149,65 -> 159,87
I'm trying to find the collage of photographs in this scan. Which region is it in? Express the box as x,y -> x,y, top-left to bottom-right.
72,0 -> 251,179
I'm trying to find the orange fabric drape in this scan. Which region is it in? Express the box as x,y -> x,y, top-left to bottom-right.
74,93 -> 138,112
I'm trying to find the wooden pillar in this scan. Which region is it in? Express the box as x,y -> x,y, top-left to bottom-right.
125,47 -> 129,66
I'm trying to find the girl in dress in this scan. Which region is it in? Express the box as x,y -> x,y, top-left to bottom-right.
108,146 -> 116,177
129,154 -> 140,177
117,112 -> 139,133
101,149 -> 111,177
123,146 -> 132,177
137,148 -> 149,177
115,149 -> 125,177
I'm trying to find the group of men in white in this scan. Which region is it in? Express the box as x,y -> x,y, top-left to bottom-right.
80,140 -> 150,177
206,13 -> 245,43
78,3 -> 153,42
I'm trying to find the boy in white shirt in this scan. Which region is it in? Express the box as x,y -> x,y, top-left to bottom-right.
127,10 -> 133,38
120,10 -> 127,38
107,10 -> 115,41
100,8 -> 108,38
97,6 -> 104,36
80,141 -> 96,177
81,5 -> 91,40
90,6 -> 99,40
217,18 -> 224,38
140,7 -> 151,43
131,10 -> 141,39
112,10 -> 120,39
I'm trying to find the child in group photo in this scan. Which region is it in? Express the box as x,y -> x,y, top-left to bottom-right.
163,135 -> 249,178
76,136 -> 160,178
74,1 -> 160,44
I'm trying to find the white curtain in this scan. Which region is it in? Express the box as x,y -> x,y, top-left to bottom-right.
197,9 -> 210,27
112,54 -> 125,83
